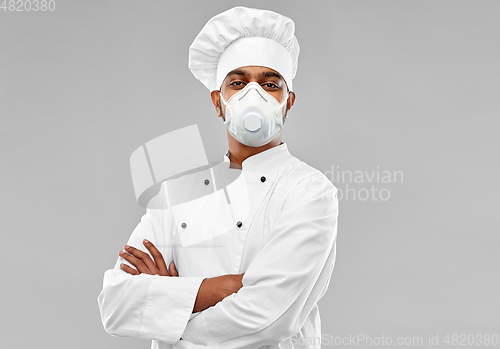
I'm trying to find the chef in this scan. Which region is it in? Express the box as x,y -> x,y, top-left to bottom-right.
98,6 -> 339,349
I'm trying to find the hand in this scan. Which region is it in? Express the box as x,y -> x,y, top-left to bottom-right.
119,239 -> 178,277
193,273 -> 244,313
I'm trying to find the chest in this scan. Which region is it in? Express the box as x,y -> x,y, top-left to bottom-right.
168,170 -> 282,277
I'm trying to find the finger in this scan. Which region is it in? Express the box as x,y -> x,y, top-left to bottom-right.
120,263 -> 140,275
143,239 -> 169,276
119,250 -> 151,274
124,245 -> 159,274
169,261 -> 179,277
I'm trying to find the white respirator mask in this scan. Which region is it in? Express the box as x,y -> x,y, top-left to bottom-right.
219,82 -> 288,147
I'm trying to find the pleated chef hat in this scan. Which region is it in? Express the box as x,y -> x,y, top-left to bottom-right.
188,6 -> 300,92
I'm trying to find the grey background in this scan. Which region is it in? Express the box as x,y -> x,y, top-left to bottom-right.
1,0 -> 499,348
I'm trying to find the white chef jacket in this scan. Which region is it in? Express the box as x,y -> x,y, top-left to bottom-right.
98,142 -> 339,349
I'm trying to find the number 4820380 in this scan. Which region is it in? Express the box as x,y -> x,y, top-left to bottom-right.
1,0 -> 56,11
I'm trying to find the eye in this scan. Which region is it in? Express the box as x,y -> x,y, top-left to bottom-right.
263,83 -> 279,89
230,81 -> 244,87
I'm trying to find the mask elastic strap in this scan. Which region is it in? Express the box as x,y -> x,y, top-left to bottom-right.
276,92 -> 289,126
219,92 -> 228,106
219,92 -> 231,125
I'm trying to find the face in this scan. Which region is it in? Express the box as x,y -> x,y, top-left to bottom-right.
210,66 -> 296,122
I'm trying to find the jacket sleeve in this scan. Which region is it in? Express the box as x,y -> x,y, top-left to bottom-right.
180,173 -> 339,347
97,182 -> 205,344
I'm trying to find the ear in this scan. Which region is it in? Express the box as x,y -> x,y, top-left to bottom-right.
286,91 -> 296,111
211,90 -> 222,118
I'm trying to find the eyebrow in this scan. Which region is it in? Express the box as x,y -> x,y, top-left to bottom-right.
262,71 -> 282,79
226,69 -> 284,80
227,69 -> 247,77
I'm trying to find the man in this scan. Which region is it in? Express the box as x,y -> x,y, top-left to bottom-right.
98,6 -> 339,349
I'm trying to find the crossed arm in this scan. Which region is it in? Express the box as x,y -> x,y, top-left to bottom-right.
118,239 -> 244,313
97,198 -> 245,344
98,173 -> 338,347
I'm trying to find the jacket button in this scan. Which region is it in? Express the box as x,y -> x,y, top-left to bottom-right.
204,179 -> 210,185
260,176 -> 266,183
181,223 -> 187,229
236,221 -> 243,228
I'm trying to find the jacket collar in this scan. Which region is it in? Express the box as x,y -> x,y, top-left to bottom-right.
223,142 -> 291,172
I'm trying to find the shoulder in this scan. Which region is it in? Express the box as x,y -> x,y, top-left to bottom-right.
277,155 -> 337,192
272,156 -> 338,204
